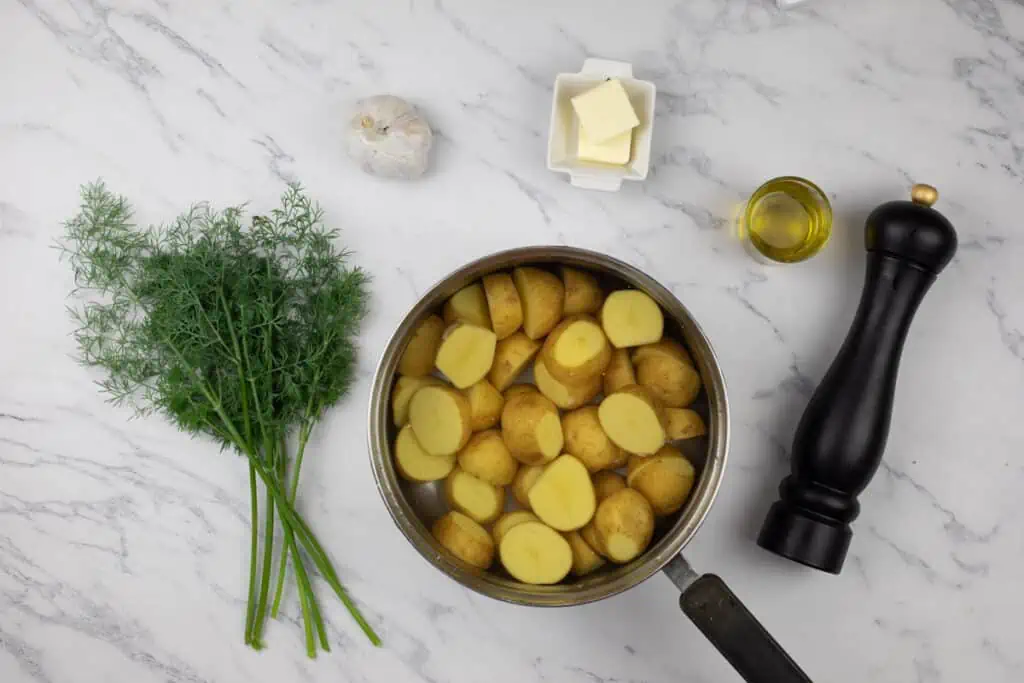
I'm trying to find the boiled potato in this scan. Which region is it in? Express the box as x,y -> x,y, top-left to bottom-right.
592,471 -> 626,502
631,339 -> 693,367
634,342 -> 701,408
561,267 -> 603,316
392,375 -> 443,427
562,406 -> 623,472
482,273 -> 523,340
409,385 -> 472,456
445,468 -> 504,524
492,510 -> 539,545
534,357 -> 601,410
499,521 -> 573,585
394,424 -> 456,482
627,446 -> 696,516
580,520 -> 606,558
512,464 -> 545,508
528,455 -> 596,531
593,489 -> 655,563
600,290 -> 664,348
444,283 -> 492,329
457,429 -> 518,487
488,332 -> 541,391
564,530 -> 605,576
541,315 -> 611,385
513,266 -> 564,340
603,348 -> 636,396
597,385 -> 667,456
501,389 -> 563,465
504,384 -> 535,400
666,408 -> 707,440
433,511 -> 494,569
464,380 -> 504,431
398,315 -> 446,377
435,323 -> 498,389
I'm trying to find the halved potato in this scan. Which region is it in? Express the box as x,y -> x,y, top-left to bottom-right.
635,349 -> 702,408
398,315 -> 446,377
580,520 -> 606,558
499,521 -> 572,584
593,489 -> 655,563
433,511 -> 494,569
666,408 -> 707,440
394,424 -> 456,482
392,375 -> 443,427
482,273 -> 523,340
534,357 -> 601,410
627,446 -> 696,516
564,530 -> 605,576
464,379 -> 504,431
631,339 -> 693,367
562,406 -> 623,472
513,267 -> 565,340
457,429 -> 518,487
561,267 -> 603,316
492,510 -> 539,545
488,332 -> 541,391
597,385 -> 667,456
541,315 -> 611,385
444,283 -> 492,329
600,290 -> 664,348
603,348 -> 636,396
409,385 -> 472,456
512,464 -> 545,508
528,455 -> 596,531
435,323 -> 498,389
445,468 -> 504,524
592,470 -> 626,502
501,390 -> 563,465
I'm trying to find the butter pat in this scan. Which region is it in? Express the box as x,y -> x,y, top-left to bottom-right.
577,125 -> 632,164
570,79 -> 639,144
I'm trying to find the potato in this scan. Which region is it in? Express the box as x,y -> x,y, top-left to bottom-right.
457,429 -> 518,487
492,510 -> 539,545
631,339 -> 693,367
603,348 -> 636,396
627,446 -> 696,516
562,406 -> 623,472
482,273 -> 523,340
635,351 -> 702,408
564,530 -> 605,576
592,471 -> 626,502
512,267 -> 565,340
666,408 -> 707,440
512,464 -> 545,508
444,283 -> 492,329
435,323 -> 498,389
600,290 -> 664,348
580,520 -> 606,557
444,468 -> 504,524
561,266 -> 603,316
501,390 -> 563,465
392,375 -> 443,427
409,385 -> 472,456
534,357 -> 601,410
488,332 -> 541,391
499,521 -> 573,585
504,384 -> 535,400
541,315 -> 611,385
394,424 -> 456,482
464,380 -> 504,431
593,489 -> 655,563
528,455 -> 596,531
433,511 -> 494,570
399,315 -> 446,377
597,385 -> 667,456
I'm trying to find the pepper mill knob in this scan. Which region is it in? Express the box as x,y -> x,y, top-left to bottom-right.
757,184 -> 958,573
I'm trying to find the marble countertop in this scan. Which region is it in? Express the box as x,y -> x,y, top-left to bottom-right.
2,1 -> 1023,681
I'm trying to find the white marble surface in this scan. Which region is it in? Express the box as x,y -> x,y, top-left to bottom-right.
2,0 -> 1023,681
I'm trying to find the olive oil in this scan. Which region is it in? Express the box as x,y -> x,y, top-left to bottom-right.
743,177 -> 832,263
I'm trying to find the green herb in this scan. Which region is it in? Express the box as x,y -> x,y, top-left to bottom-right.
61,182 -> 380,655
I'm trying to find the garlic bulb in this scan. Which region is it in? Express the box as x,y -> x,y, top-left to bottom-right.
345,95 -> 433,179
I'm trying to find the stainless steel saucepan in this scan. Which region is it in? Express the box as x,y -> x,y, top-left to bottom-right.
368,246 -> 811,682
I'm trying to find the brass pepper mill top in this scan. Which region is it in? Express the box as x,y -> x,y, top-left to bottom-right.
911,183 -> 939,207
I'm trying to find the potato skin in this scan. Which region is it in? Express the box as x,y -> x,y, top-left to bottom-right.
433,511 -> 494,569
513,267 -> 565,340
533,357 -> 601,410
482,273 -> 523,340
665,408 -> 707,440
562,406 -> 623,472
628,449 -> 696,516
633,340 -> 701,408
561,267 -> 603,316
488,332 -> 541,391
457,429 -> 518,487
593,489 -> 655,563
592,471 -> 626,502
444,468 -> 504,524
541,315 -> 611,386
444,283 -> 492,329
603,348 -> 636,396
501,390 -> 563,465
398,315 -> 445,377
564,530 -> 605,576
512,464 -> 545,508
464,380 -> 504,431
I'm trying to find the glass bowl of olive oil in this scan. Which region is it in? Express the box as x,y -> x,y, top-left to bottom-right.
742,176 -> 832,263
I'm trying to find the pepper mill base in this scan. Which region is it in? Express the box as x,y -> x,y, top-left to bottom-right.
757,502 -> 851,574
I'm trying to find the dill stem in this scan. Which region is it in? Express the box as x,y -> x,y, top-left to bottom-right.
250,454 -> 277,647
243,463 -> 260,646
270,420 -> 312,618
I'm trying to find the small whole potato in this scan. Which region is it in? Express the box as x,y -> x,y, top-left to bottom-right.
457,429 -> 518,487
627,446 -> 696,516
501,389 -> 563,465
635,351 -> 702,408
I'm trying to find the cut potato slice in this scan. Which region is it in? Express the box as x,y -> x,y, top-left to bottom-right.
492,510 -> 539,545
564,530 -> 606,576
464,380 -> 504,431
534,357 -> 601,410
394,424 -> 456,482
528,455 -> 596,531
513,267 -> 565,340
598,385 -> 667,456
512,464 -> 545,508
603,348 -> 636,396
592,470 -> 626,502
593,489 -> 655,563
627,446 -> 696,516
457,429 -> 518,487
488,332 -> 541,391
392,375 -> 443,427
482,273 -> 523,340
600,290 -> 664,348
501,390 -> 563,465
444,468 -> 504,524
562,406 -> 623,472
398,315 -> 446,377
433,511 -> 494,569
666,408 -> 707,440
443,283 -> 492,329
409,385 -> 472,456
635,351 -> 702,408
561,267 -> 603,316
499,521 -> 573,584
435,323 -> 498,389
541,315 -> 611,385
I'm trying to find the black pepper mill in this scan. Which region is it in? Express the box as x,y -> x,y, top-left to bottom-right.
758,184 -> 958,573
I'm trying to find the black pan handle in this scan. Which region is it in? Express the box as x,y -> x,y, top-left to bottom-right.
679,574 -> 812,683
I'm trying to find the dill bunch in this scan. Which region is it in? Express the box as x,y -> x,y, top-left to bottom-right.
61,182 -> 379,655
